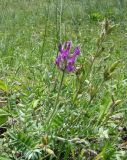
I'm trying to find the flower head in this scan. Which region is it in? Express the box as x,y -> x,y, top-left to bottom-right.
55,41 -> 80,72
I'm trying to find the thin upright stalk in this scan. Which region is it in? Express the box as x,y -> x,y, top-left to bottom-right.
46,70 -> 65,126
73,57 -> 96,104
59,0 -> 62,43
40,1 -> 50,62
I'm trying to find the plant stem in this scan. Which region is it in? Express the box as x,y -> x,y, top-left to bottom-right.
59,0 -> 62,43
46,70 -> 65,126
73,57 -> 96,104
40,1 -> 50,62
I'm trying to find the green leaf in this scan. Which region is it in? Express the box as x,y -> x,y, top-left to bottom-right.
0,156 -> 11,160
0,80 -> 8,91
0,109 -> 9,125
32,99 -> 39,108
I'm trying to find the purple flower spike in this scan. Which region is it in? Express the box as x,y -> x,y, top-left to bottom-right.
55,41 -> 80,73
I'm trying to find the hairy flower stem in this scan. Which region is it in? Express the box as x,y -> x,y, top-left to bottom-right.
46,69 -> 65,127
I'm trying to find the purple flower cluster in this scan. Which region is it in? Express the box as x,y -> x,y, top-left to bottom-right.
55,41 -> 80,72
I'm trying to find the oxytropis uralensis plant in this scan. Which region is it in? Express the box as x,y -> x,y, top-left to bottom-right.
46,41 -> 80,126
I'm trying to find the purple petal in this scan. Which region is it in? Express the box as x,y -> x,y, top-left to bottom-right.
60,41 -> 72,59
61,50 -> 69,59
66,64 -> 75,72
65,41 -> 72,51
67,57 -> 75,65
55,54 -> 62,66
58,43 -> 62,52
73,46 -> 80,56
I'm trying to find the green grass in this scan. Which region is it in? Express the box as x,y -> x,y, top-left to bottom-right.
0,0 -> 127,159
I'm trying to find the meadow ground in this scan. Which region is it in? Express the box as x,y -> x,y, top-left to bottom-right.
0,0 -> 127,159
